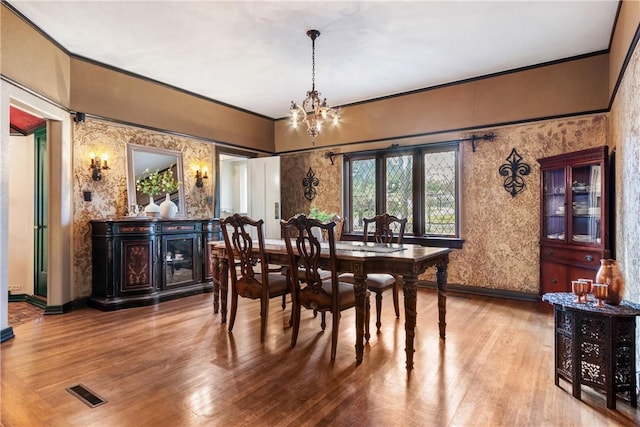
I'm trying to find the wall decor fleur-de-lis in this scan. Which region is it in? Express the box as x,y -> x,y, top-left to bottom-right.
499,148 -> 531,197
302,167 -> 319,201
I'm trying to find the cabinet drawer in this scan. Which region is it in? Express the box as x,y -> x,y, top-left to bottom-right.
540,246 -> 601,268
540,261 -> 569,294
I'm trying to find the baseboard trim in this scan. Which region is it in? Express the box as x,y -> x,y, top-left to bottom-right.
1,326 -> 15,343
8,293 -> 28,302
417,281 -> 539,302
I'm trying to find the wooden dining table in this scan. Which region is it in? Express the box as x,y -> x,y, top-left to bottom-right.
209,239 -> 450,369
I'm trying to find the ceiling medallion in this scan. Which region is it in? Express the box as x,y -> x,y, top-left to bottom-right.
290,29 -> 341,145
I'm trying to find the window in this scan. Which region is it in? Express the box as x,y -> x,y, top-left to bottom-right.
344,143 -> 460,243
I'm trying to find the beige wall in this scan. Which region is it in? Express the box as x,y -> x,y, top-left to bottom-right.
72,118 -> 218,298
609,24 -> 640,363
275,54 -> 609,152
70,60 -> 275,152
281,114 -> 607,295
1,1 -> 638,308
608,0 -> 640,98
7,134 -> 35,294
1,3 -> 275,153
0,4 -> 71,107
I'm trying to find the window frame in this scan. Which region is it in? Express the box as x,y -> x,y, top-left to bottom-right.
343,143 -> 464,249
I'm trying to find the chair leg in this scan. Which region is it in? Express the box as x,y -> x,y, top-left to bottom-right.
331,310 -> 339,361
392,280 -> 400,318
281,294 -> 286,310
228,291 -> 239,332
291,302 -> 301,347
321,312 -> 327,331
375,291 -> 383,331
260,297 -> 269,342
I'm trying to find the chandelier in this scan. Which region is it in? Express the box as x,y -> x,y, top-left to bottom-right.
290,29 -> 341,144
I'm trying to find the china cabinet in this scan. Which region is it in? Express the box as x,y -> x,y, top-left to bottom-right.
89,218 -> 220,310
537,146 -> 609,295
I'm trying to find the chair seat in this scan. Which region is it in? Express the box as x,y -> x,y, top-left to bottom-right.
339,272 -> 396,290
255,273 -> 290,296
298,280 -> 357,311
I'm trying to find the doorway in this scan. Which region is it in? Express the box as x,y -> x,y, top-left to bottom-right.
8,106 -> 46,300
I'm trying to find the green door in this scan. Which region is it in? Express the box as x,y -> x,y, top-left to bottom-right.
34,127 -> 47,297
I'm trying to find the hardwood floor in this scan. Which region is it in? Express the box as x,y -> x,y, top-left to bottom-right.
2,289 -> 638,426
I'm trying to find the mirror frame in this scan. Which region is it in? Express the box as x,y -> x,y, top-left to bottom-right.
126,143 -> 186,216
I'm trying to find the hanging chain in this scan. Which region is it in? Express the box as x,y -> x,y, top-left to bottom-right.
311,36 -> 316,92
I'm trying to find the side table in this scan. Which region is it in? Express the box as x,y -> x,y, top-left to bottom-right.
542,292 -> 640,409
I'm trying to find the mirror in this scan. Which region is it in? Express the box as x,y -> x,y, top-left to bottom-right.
126,143 -> 186,216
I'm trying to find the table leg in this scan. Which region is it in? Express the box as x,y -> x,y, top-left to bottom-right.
436,261 -> 448,339
353,263 -> 367,364
219,257 -> 229,323
211,252 -> 220,314
403,274 -> 418,370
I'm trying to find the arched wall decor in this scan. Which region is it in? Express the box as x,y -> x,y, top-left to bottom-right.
499,148 -> 531,197
303,167 -> 319,201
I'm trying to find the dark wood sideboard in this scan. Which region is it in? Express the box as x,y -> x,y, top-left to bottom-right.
89,218 -> 221,310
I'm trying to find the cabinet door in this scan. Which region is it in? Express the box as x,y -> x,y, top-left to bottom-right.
163,234 -> 200,289
542,168 -> 566,241
569,164 -> 602,245
540,260 -> 569,294
119,238 -> 156,294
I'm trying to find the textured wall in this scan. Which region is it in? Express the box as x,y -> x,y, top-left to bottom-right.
609,38 -> 640,364
72,118 -> 215,298
280,115 -> 607,295
280,150 -> 343,221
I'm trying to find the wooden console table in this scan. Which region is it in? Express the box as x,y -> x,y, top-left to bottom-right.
542,292 -> 640,409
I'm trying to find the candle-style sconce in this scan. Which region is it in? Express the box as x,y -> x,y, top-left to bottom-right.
195,166 -> 209,188
89,152 -> 109,181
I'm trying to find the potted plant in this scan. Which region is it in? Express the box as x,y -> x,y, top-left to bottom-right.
136,165 -> 179,218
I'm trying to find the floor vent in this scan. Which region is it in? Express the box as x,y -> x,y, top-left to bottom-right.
66,384 -> 107,408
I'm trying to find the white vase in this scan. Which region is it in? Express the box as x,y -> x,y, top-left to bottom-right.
159,193 -> 178,219
144,196 -> 160,217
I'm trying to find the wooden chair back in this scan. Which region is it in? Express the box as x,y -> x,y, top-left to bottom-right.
282,215 -> 338,300
221,213 -> 268,299
363,213 -> 407,244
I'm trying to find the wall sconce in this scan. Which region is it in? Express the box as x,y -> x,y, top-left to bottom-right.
89,152 -> 109,181
195,166 -> 208,188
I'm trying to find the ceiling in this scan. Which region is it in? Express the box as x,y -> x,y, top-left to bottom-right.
8,1 -> 619,120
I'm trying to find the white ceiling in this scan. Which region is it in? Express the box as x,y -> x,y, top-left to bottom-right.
9,1 -> 619,119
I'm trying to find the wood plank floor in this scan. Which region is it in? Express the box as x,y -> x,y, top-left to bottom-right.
2,289 -> 639,426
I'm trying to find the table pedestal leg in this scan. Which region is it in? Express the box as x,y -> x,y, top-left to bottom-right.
436,261 -> 448,339
219,257 -> 229,323
403,274 -> 417,370
353,264 -> 367,364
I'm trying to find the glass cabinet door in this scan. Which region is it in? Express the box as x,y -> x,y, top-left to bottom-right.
542,168 -> 566,241
163,234 -> 199,288
570,164 -> 601,244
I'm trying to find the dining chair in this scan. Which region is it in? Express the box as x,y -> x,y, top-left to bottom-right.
282,214 -> 370,361
340,213 -> 407,331
221,214 -> 291,342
